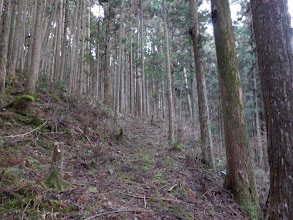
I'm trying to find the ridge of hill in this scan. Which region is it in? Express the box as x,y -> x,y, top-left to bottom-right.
0,89 -> 248,219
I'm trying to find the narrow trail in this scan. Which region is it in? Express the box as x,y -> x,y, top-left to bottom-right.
0,93 -> 248,219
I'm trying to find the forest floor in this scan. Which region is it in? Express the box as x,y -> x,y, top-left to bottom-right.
0,87 -> 267,219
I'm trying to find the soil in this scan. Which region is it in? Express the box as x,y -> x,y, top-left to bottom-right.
0,89 -> 252,219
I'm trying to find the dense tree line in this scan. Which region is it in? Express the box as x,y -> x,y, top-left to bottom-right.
0,0 -> 292,219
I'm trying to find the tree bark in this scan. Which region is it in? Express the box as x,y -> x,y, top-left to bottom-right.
251,0 -> 293,219
136,26 -> 142,117
54,0 -> 63,83
27,1 -> 44,93
140,0 -> 146,116
189,0 -> 215,169
162,2 -> 175,142
59,0 -> 68,83
0,0 -> 11,107
211,0 -> 260,218
7,0 -> 27,79
115,0 -> 125,122
104,2 -> 112,107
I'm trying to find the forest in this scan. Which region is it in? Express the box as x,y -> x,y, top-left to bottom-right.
0,0 -> 292,219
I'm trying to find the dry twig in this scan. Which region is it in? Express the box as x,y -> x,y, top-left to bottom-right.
84,209 -> 152,220
0,121 -> 47,139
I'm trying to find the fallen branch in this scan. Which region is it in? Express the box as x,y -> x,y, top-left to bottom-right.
120,193 -> 195,206
0,121 -> 47,139
85,209 -> 152,220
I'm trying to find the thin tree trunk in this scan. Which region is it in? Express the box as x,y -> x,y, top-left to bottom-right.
183,68 -> 192,118
7,0 -> 27,79
190,0 -> 215,168
104,2 -> 112,107
136,27 -> 142,117
24,0 -> 37,72
114,0 -> 125,121
69,1 -> 79,94
54,0 -> 63,83
140,0 -> 145,116
42,0 -> 59,54
211,0 -> 260,218
27,1 -> 44,93
129,15 -> 133,114
179,72 -> 184,119
59,0 -> 68,83
0,0 -> 11,106
252,69 -> 263,167
251,0 -> 293,218
7,0 -> 15,64
162,3 -> 174,142
86,3 -> 91,95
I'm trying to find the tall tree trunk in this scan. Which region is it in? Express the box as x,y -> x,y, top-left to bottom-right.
78,0 -> 85,96
252,69 -> 263,167
129,11 -> 134,114
7,0 -> 27,79
54,0 -> 63,83
69,1 -> 79,94
251,1 -> 293,219
27,1 -> 44,93
136,26 -> 142,117
86,2 -> 91,95
211,0 -> 260,218
115,0 -> 125,122
183,68 -> 192,118
104,2 -> 112,107
189,0 -> 215,169
24,0 -> 37,72
59,0 -> 68,83
140,0 -> 145,116
93,20 -> 100,100
162,3 -> 174,142
7,0 -> 15,63
0,0 -> 11,106
42,0 -> 59,54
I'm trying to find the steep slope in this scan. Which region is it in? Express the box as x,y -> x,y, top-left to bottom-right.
0,90 -> 248,219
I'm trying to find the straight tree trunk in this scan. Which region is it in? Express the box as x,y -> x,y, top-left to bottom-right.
115,0 -> 125,122
104,2 -> 112,107
59,0 -> 68,83
189,0 -> 215,169
129,16 -> 133,114
140,0 -> 145,116
0,0 -> 11,106
252,69 -> 263,167
183,68 -> 192,118
7,0 -> 27,79
24,0 -> 37,72
69,1 -> 79,94
162,4 -> 175,142
78,0 -> 85,96
93,20 -> 100,100
211,0 -> 260,218
42,0 -> 59,54
27,1 -> 44,93
54,0 -> 63,83
136,26 -> 142,117
7,0 -> 15,63
251,1 -> 293,219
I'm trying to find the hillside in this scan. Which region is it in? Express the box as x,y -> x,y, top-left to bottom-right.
0,89 -> 250,220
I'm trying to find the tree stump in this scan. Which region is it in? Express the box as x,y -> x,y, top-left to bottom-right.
44,142 -> 64,190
